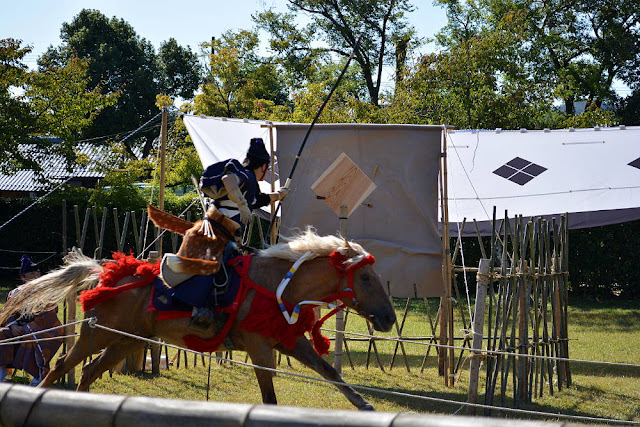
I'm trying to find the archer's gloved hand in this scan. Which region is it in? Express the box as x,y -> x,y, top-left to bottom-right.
277,187 -> 290,200
236,198 -> 252,225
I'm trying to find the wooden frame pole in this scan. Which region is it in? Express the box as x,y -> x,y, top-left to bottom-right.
157,107 -> 168,257
438,126 -> 454,386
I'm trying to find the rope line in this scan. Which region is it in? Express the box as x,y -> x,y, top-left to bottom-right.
0,318 -> 91,345
319,328 -> 640,369
0,334 -> 79,346
0,177 -> 74,233
88,320 -> 639,426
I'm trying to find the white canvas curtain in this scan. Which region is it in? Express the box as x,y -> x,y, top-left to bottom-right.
445,126 -> 640,235
183,115 -> 444,297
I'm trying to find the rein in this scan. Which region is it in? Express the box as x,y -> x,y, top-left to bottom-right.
276,249 -> 376,325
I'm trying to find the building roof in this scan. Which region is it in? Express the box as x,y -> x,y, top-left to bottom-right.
0,142 -> 109,192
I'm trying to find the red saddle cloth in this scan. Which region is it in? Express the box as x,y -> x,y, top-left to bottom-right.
182,255 -> 321,353
78,253 -> 329,355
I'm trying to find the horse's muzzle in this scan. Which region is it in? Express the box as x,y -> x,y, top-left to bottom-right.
369,309 -> 396,332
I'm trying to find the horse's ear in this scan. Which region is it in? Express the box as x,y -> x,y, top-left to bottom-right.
147,204 -> 194,235
343,237 -> 357,257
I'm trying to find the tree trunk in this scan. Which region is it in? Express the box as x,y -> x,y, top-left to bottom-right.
395,35 -> 410,90
564,97 -> 575,115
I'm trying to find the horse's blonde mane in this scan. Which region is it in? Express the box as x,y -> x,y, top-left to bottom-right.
258,226 -> 369,263
0,249 -> 100,325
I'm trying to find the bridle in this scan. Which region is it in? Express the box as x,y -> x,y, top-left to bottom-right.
309,249 -> 376,354
327,249 -> 376,308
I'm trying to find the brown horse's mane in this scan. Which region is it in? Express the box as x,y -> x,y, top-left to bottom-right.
258,227 -> 369,264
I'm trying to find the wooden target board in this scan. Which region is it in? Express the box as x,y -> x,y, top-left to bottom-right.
311,153 -> 376,218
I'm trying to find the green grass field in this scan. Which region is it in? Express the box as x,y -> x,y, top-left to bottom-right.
2,284 -> 639,424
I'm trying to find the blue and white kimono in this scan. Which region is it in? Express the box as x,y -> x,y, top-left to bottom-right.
200,159 -> 271,226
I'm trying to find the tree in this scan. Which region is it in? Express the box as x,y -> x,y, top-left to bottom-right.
42,9 -> 159,158
617,89 -> 640,125
389,7 -> 557,129
0,38 -> 116,174
0,38 -> 33,172
254,0 -> 415,106
193,30 -> 289,119
472,0 -> 640,115
42,9 -> 202,159
158,38 -> 202,100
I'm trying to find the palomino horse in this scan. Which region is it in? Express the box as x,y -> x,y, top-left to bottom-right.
15,207 -> 395,410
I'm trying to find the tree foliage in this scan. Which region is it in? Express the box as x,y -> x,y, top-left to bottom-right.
254,0 -> 415,106
42,9 -> 201,159
193,30 -> 290,120
466,0 -> 640,115
0,38 -> 116,174
158,38 -> 202,100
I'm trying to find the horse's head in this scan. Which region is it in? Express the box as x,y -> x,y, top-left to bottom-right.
331,241 -> 396,332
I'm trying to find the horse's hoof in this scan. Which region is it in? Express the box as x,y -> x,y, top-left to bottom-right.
359,404 -> 375,411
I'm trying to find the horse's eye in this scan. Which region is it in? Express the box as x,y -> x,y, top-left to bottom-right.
361,272 -> 370,282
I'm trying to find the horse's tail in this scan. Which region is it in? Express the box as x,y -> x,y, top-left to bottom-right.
0,249 -> 102,325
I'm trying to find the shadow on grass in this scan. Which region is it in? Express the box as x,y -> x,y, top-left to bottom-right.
360,384 -> 637,424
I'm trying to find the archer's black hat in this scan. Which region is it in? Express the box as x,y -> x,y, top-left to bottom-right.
247,138 -> 270,163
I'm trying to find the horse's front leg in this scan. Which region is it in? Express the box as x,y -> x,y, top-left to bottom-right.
243,332 -> 277,404
276,337 -> 374,411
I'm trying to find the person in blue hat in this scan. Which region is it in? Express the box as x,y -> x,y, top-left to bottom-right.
200,137 -> 289,230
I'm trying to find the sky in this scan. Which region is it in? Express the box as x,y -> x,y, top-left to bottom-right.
2,0 -> 449,70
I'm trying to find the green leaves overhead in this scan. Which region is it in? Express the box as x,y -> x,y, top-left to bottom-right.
254,0 -> 415,106
0,38 -> 116,174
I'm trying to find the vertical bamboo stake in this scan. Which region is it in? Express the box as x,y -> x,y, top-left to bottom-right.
542,220 -> 554,396
467,258 -> 490,415
157,107 -> 168,256
561,215 -> 572,386
61,200 -> 75,386
92,206 -> 99,254
268,124 -> 277,245
73,205 -> 81,247
119,211 -> 130,253
131,211 -> 140,255
438,127 -> 454,386
137,209 -> 147,257
551,218 -> 564,390
334,205 -> 347,374
96,207 -> 107,260
113,208 -> 121,251
79,208 -> 90,252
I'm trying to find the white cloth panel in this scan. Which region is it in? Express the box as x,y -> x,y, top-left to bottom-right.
183,115 -> 280,196
446,126 -> 640,235
275,124 -> 443,298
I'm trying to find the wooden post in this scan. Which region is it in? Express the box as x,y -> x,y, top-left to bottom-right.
157,107 -> 168,256
268,124 -> 278,245
438,127 -> 454,386
95,208 -> 107,260
79,208 -> 90,252
467,258 -> 490,415
334,205 -> 347,374
61,201 -> 75,386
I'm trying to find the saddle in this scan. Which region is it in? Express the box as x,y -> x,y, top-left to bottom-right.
155,242 -> 241,330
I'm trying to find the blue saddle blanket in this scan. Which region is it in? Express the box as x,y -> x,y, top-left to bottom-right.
151,266 -> 241,312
